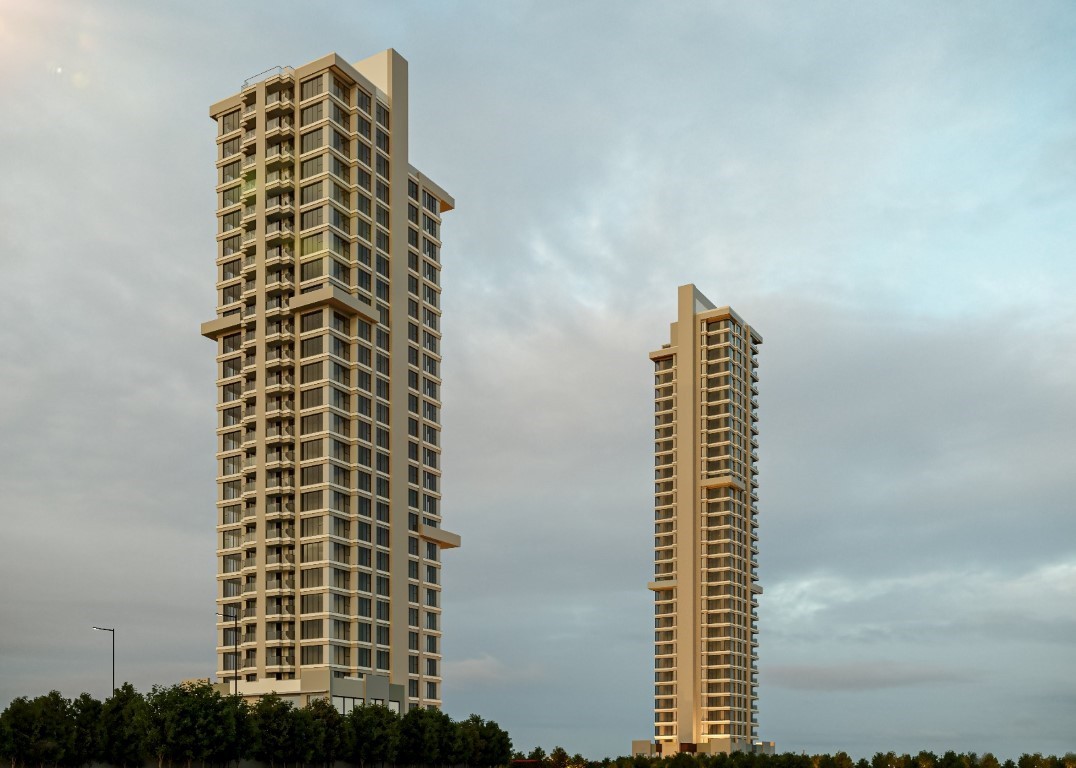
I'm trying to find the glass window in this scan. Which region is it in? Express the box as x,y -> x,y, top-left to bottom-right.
300,75 -> 323,101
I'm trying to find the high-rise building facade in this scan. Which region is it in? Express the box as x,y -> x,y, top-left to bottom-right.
201,50 -> 459,711
635,285 -> 769,756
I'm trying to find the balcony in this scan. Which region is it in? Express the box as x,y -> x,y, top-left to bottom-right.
265,552 -> 295,569
265,577 -> 294,593
265,145 -> 293,168
266,272 -> 294,295
266,116 -> 293,137
265,169 -> 292,192
265,90 -> 293,110
264,220 -> 293,244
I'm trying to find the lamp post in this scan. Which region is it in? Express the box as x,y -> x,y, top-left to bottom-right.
91,626 -> 115,694
216,611 -> 239,696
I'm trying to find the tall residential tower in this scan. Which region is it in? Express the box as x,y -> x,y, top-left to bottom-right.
201,50 -> 459,711
636,285 -> 770,756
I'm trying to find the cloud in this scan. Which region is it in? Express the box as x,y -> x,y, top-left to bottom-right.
769,662 -> 976,691
2,0 -> 1076,761
444,654 -> 543,688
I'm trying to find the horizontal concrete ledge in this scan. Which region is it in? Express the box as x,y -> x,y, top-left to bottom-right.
701,474 -> 746,492
290,285 -> 379,322
418,524 -> 461,549
648,580 -> 677,592
201,314 -> 243,339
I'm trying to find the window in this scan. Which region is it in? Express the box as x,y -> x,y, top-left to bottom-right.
301,336 -> 323,357
301,645 -> 323,665
331,129 -> 349,155
301,207 -> 324,230
300,489 -> 323,511
300,75 -> 323,101
221,161 -> 241,183
301,361 -> 323,383
300,311 -> 323,332
301,181 -> 324,205
300,567 -> 323,588
300,102 -> 323,126
301,156 -> 323,178
376,104 -> 390,128
220,110 -> 240,134
356,89 -> 371,113
300,128 -> 323,154
331,76 -> 351,104
220,211 -> 241,232
301,233 -> 324,256
301,387 -> 323,409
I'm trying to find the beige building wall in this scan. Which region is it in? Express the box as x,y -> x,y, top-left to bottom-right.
201,50 -> 458,710
648,285 -> 764,754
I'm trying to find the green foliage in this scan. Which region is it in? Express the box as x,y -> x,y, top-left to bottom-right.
140,682 -> 244,768
303,697 -> 343,768
399,706 -> 457,766
344,702 -> 400,767
97,684 -> 146,768
68,693 -> 102,767
250,694 -> 295,768
11,682 -> 1076,768
456,715 -> 512,768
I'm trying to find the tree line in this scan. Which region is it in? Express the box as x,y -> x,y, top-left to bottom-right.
0,682 -> 512,768
518,750 -> 1076,768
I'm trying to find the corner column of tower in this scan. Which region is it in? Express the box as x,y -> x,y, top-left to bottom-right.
674,283 -> 701,745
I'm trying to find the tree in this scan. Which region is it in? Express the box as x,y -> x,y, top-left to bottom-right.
528,748 -> 548,764
344,704 -> 399,768
303,698 -> 343,768
28,692 -> 74,768
98,684 -> 146,768
0,697 -> 37,768
141,682 -> 236,768
398,707 -> 456,767
250,695 -> 294,768
549,747 -> 571,768
67,694 -> 101,767
478,718 -> 512,768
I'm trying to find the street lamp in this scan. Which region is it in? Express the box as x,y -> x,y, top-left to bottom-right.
216,611 -> 240,696
91,626 -> 115,694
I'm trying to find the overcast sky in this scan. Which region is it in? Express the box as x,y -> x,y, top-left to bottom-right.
1,0 -> 1075,760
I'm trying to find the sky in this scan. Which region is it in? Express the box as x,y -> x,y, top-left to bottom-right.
0,0 -> 1075,760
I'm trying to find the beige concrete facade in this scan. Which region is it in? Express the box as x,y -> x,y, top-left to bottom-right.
645,285 -> 766,755
202,50 -> 457,711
